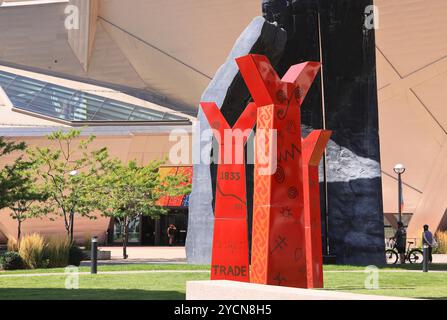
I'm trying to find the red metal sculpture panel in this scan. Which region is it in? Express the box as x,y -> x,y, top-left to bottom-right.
236,54 -> 323,288
302,130 -> 332,288
200,102 -> 257,282
200,53 -> 330,289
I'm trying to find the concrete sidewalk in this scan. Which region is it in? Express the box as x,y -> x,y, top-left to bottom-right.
92,247 -> 447,265
88,246 -> 187,265
433,254 -> 447,263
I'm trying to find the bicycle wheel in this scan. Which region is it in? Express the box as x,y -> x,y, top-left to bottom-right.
385,249 -> 398,264
408,249 -> 423,264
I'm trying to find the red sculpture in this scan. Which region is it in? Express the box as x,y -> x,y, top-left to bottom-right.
236,54 -> 330,288
200,102 -> 257,282
201,54 -> 330,288
302,130 -> 332,288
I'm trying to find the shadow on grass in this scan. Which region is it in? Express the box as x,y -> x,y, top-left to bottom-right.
0,288 -> 185,300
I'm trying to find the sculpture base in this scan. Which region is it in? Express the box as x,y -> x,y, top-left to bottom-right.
186,281 -> 415,300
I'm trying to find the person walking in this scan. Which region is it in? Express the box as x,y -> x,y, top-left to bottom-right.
391,221 -> 407,264
167,224 -> 177,246
422,224 -> 436,263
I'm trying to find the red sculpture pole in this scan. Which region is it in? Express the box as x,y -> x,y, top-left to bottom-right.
302,130 -> 331,288
236,54 -> 321,288
200,102 -> 257,282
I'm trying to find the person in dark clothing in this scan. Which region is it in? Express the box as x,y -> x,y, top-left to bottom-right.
422,224 -> 436,263
391,221 -> 407,264
167,224 -> 177,246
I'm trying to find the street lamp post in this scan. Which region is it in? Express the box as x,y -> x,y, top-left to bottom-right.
393,164 -> 405,224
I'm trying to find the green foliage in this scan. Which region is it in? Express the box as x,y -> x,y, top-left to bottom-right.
0,137 -> 27,210
98,159 -> 191,220
96,159 -> 191,258
27,129 -> 110,239
18,234 -> 48,269
45,236 -> 71,268
68,245 -> 84,267
83,234 -> 92,251
0,251 -> 24,270
5,158 -> 48,240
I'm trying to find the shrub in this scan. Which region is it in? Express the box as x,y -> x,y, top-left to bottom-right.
18,234 -> 48,269
45,236 -> 71,268
435,231 -> 447,254
0,251 -> 24,270
7,238 -> 18,252
83,234 -> 92,251
68,245 -> 84,267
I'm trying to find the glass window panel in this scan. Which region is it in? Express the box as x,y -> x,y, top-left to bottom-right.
91,110 -> 127,121
92,100 -> 134,121
11,78 -> 45,92
33,94 -> 71,108
22,102 -> 65,120
5,88 -> 35,104
102,100 -> 134,114
72,110 -> 88,121
130,107 -> 166,121
70,92 -> 104,120
2,70 -> 188,123
8,95 -> 33,107
0,73 -> 15,88
41,87 -> 76,100
28,97 -> 72,120
73,92 -> 105,104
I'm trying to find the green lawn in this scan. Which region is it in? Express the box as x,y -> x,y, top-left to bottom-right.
0,272 -> 209,300
323,263 -> 447,271
2,262 -> 444,275
323,270 -> 447,299
0,264 -> 446,300
0,263 -> 210,275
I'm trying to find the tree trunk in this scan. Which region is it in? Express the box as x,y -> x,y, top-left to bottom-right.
17,220 -> 22,243
69,210 -> 75,243
123,216 -> 129,259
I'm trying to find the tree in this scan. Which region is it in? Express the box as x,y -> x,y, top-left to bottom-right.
4,159 -> 48,240
0,137 -> 27,210
27,129 -> 110,242
97,160 -> 191,259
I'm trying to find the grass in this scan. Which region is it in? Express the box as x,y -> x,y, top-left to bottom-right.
323,270 -> 447,299
0,263 -> 210,275
0,272 -> 210,300
323,263 -> 447,271
2,262 -> 445,275
0,263 -> 446,300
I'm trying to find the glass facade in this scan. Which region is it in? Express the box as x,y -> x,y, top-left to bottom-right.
0,70 -> 188,123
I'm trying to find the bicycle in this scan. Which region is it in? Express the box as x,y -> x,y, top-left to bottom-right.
385,240 -> 423,264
